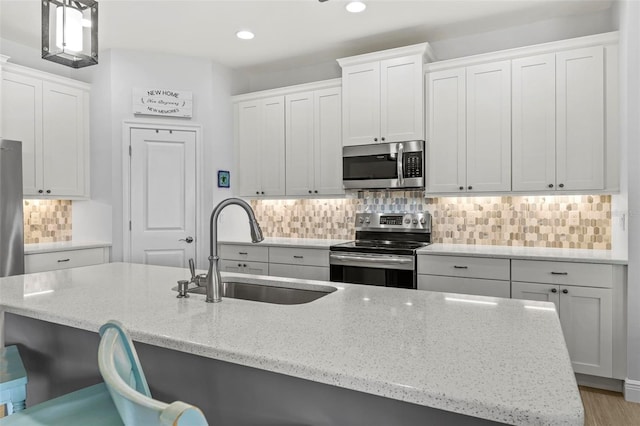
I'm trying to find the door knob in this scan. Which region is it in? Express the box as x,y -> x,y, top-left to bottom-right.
179,237 -> 194,243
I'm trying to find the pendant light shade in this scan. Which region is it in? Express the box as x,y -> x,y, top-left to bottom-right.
42,0 -> 98,68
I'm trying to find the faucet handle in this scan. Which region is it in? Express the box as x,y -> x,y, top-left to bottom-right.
188,258 -> 196,280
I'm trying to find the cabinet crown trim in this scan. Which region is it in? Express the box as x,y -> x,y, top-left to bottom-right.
337,42 -> 435,67
425,31 -> 618,72
2,62 -> 91,91
232,78 -> 341,103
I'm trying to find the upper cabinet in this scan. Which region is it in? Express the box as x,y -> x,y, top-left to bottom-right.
235,96 -> 286,197
338,43 -> 434,146
426,32 -> 619,195
233,79 -> 342,198
1,62 -> 90,199
285,87 -> 343,196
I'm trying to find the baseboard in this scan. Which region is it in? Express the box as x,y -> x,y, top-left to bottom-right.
624,378 -> 640,403
576,373 -> 624,392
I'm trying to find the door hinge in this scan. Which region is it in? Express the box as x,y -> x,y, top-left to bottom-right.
129,145 -> 132,156
129,221 -> 132,231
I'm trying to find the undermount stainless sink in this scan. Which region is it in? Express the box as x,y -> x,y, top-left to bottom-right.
176,280 -> 336,305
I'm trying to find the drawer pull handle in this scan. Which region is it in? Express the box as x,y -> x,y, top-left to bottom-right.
293,255 -> 304,259
453,265 -> 468,269
551,272 -> 568,275
57,259 -> 70,263
238,252 -> 248,255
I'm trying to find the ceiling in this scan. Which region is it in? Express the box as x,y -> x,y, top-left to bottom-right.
0,0 -> 614,73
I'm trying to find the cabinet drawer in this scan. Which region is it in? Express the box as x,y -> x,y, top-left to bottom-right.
219,244 -> 269,262
269,247 -> 329,267
25,248 -> 107,273
511,260 -> 612,288
220,260 -> 269,276
269,264 -> 329,281
418,255 -> 510,280
418,275 -> 510,298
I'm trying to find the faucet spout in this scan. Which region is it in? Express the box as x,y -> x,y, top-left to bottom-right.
205,198 -> 263,303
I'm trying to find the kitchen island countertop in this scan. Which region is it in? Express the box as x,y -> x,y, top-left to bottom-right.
0,262 -> 583,426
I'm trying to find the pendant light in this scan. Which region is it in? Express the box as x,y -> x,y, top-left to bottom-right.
42,0 -> 98,68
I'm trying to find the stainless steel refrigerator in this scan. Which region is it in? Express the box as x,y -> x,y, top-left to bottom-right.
0,139 -> 24,277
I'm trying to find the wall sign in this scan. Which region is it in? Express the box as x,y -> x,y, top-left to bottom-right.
133,88 -> 193,118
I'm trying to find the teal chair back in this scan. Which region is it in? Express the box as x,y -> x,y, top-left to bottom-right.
98,321 -> 208,426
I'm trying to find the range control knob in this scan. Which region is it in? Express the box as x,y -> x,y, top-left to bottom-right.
412,219 -> 418,225
420,217 -> 426,225
364,217 -> 371,224
404,218 -> 411,224
358,217 -> 364,224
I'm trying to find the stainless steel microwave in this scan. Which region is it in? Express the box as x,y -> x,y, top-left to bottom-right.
342,140 -> 425,190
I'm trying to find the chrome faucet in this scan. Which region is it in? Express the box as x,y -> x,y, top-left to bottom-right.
204,198 -> 263,303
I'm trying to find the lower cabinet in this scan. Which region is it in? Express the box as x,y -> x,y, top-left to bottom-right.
512,280 -> 613,378
418,275 -> 510,298
269,264 -> 329,281
25,246 -> 110,273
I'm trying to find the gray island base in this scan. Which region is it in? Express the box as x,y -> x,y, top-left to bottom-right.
6,314 -> 503,426
0,263 -> 583,425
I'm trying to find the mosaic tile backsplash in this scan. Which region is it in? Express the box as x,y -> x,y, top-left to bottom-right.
250,192 -> 611,250
23,200 -> 72,244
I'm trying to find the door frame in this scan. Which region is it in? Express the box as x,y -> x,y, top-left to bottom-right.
122,119 -> 203,264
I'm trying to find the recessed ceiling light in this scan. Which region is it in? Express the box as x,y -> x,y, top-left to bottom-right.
236,30 -> 255,40
346,1 -> 366,13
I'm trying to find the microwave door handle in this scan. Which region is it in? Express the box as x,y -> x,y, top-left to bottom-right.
397,143 -> 404,185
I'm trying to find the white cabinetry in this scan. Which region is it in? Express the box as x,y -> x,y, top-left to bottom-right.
512,47 -> 606,191
285,87 -> 343,196
1,64 -> 90,198
236,96 -> 285,197
25,247 -> 110,273
417,255 -> 511,298
511,259 -> 615,378
338,44 -> 432,146
426,32 -> 618,195
426,60 -> 511,193
218,244 -> 269,275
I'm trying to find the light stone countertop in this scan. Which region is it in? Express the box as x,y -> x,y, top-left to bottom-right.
24,241 -> 112,255
219,237 -> 350,249
418,243 -> 628,265
0,262 -> 583,426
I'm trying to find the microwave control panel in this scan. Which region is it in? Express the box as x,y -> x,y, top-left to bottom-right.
403,152 -> 423,178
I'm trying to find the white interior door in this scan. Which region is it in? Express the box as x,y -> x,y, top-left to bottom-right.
130,128 -> 196,267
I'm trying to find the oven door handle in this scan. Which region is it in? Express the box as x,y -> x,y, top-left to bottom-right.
397,143 -> 404,186
329,253 -> 414,271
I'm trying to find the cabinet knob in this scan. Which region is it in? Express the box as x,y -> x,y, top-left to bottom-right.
459,186 -> 464,191
46,190 -> 51,194
261,191 -> 265,195
308,190 -> 312,194
374,138 -> 378,142
237,263 -> 241,267
559,183 -> 565,188
38,189 -> 43,194
467,186 -> 472,190
548,184 -> 554,188
243,264 -> 247,267
381,137 -> 385,141
314,190 -> 318,194
256,191 -> 259,195
562,289 -> 569,294
551,288 -> 558,293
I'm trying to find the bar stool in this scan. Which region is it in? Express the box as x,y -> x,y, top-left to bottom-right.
0,346 -> 27,415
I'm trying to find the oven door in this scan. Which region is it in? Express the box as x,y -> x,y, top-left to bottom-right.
329,252 -> 416,289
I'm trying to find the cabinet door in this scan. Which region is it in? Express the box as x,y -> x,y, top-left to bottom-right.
342,62 -> 380,146
260,96 -> 285,196
417,275 -> 510,298
314,87 -> 344,195
242,261 -> 269,276
556,46 -> 604,191
466,61 -> 511,192
512,54 -> 556,191
1,72 -> 43,196
426,68 -> 466,193
559,285 -> 612,377
285,91 -> 315,196
236,100 -> 262,196
511,281 -> 560,311
380,55 -> 424,142
42,81 -> 86,197
219,259 -> 244,274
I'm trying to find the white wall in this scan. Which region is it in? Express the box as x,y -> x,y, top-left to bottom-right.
619,0 -> 640,402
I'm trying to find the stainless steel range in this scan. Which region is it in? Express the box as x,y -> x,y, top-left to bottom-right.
329,212 -> 431,289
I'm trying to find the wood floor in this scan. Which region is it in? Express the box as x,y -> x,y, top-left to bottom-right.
581,386 -> 640,425
3,387 -> 640,424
